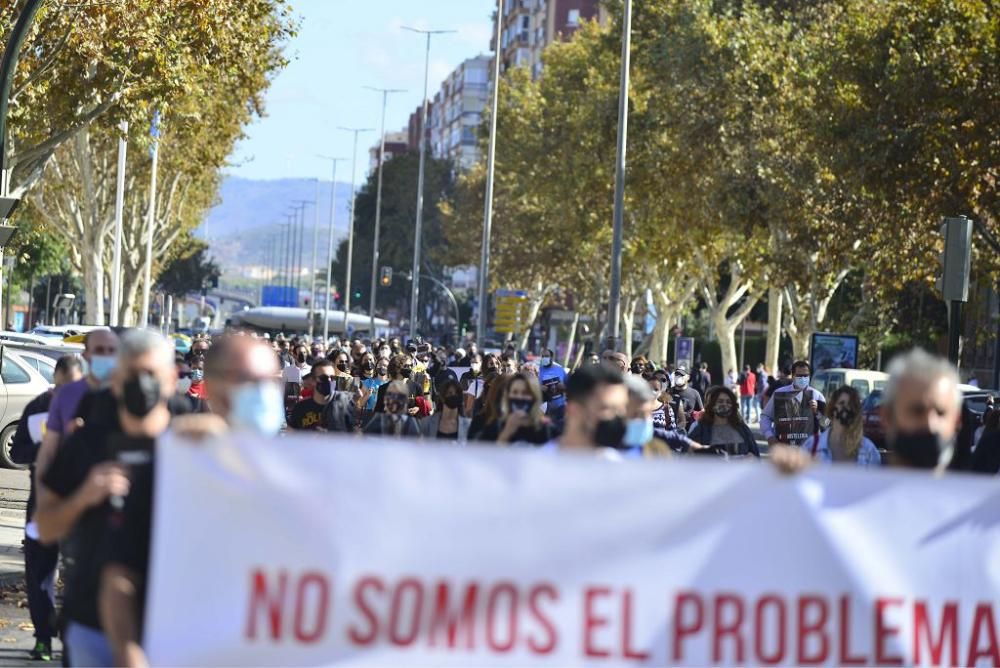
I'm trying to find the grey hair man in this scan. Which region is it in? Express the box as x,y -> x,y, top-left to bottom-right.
880,348 -> 962,472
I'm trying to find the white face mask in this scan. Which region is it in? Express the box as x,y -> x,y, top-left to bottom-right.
673,376 -> 687,388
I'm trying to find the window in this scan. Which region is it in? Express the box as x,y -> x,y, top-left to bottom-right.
521,15 -> 530,30
1,356 -> 32,384
461,126 -> 478,145
567,9 -> 580,27
850,379 -> 871,400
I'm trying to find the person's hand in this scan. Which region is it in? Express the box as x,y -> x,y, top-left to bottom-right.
77,462 -> 130,509
770,444 -> 811,475
65,418 -> 84,436
499,413 -> 530,442
172,414 -> 228,441
809,399 -> 818,412
407,406 -> 420,417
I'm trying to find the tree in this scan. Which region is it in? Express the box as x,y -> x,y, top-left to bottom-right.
1,0 -> 295,197
9,0 -> 294,323
330,151 -> 455,326
156,237 -> 220,299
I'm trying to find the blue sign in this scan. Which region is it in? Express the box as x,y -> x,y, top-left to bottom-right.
262,285 -> 298,308
675,337 -> 694,368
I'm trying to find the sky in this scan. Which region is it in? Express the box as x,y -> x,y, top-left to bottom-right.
227,0 -> 496,182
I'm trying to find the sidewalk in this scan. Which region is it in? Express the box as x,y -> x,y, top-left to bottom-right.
0,511 -> 24,586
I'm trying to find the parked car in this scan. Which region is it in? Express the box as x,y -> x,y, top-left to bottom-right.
0,348 -> 55,469
811,368 -> 888,402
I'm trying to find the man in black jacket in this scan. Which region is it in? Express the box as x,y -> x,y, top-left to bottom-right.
11,355 -> 82,661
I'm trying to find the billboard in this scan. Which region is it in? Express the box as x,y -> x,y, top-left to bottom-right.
810,332 -> 859,371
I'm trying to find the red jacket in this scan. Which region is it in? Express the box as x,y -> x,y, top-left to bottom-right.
739,373 -> 756,397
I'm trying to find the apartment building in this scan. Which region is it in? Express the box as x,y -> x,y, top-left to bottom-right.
494,0 -> 605,79
428,55 -> 491,169
368,131 -> 409,174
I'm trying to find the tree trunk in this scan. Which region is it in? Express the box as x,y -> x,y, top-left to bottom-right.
622,296 -> 638,359
790,327 -> 811,361
713,310 -> 739,384
766,286 -> 782,374
82,243 -> 106,325
563,312 -> 580,368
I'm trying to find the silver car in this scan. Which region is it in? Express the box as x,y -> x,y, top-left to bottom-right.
0,349 -> 58,469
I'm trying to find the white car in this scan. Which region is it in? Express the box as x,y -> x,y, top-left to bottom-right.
0,349 -> 56,469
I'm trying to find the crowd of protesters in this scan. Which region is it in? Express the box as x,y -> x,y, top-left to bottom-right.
6,324 -> 999,666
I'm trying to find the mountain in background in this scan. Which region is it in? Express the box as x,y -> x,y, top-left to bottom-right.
197,176 -> 354,277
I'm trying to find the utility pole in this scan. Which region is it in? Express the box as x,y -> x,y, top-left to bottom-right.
477,0 -> 504,345
292,200 -> 311,302
307,179 -> 321,338
337,127 -> 374,336
403,26 -> 455,341
605,0 -> 633,353
364,86 -> 405,337
317,156 -> 347,342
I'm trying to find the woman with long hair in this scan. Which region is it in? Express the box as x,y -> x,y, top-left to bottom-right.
810,386 -> 881,466
687,386 -> 760,458
468,372 -> 505,440
477,372 -> 553,445
421,379 -> 471,442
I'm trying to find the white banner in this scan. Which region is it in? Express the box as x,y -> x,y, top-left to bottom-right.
146,434 -> 1000,667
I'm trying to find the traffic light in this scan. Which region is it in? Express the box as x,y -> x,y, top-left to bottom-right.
353,290 -> 362,300
938,216 -> 972,303
380,266 -> 393,287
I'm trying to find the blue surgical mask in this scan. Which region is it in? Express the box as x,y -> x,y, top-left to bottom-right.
540,356 -> 552,367
229,382 -> 284,436
88,355 -> 117,383
623,417 -> 654,449
190,369 -> 204,383
793,376 -> 810,390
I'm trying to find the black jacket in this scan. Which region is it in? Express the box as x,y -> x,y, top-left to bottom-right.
688,420 -> 760,457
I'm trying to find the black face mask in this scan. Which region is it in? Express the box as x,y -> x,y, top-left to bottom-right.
316,379 -> 333,396
336,362 -> 349,373
509,398 -> 533,414
400,368 -> 413,379
444,394 -> 462,409
122,372 -> 162,418
296,353 -> 307,364
363,361 -> 375,371
833,407 -> 857,426
891,431 -> 944,469
594,416 -> 627,449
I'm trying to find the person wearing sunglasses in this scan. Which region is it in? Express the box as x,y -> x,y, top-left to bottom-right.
364,381 -> 421,437
287,359 -> 355,432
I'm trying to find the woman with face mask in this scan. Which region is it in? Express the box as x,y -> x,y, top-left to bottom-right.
356,352 -> 384,423
185,356 -> 207,413
373,354 -> 426,417
467,372 -> 504,441
363,381 -> 421,437
807,386 -> 881,465
477,373 -> 553,445
687,387 -> 760,458
421,379 -> 471,442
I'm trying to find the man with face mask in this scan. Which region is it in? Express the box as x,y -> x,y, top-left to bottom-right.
99,335 -> 284,668
35,328 -> 120,484
669,366 -> 704,428
880,349 -> 961,471
547,364 -> 628,454
537,347 -> 568,423
36,329 -> 174,666
761,360 -> 827,448
287,359 -> 356,432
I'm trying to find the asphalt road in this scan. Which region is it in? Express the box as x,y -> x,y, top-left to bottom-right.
0,470 -> 28,512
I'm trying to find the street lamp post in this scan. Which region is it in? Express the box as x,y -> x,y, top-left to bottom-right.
307,179 -> 321,338
317,156 -> 347,342
605,0 -> 633,353
477,0 -> 504,345
403,26 -> 455,341
337,127 -> 374,336
284,213 -> 295,303
292,200 -> 311,301
364,86 -> 405,337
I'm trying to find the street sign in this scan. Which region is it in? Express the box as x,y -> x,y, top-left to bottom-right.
675,336 -> 694,370
494,289 -> 529,334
